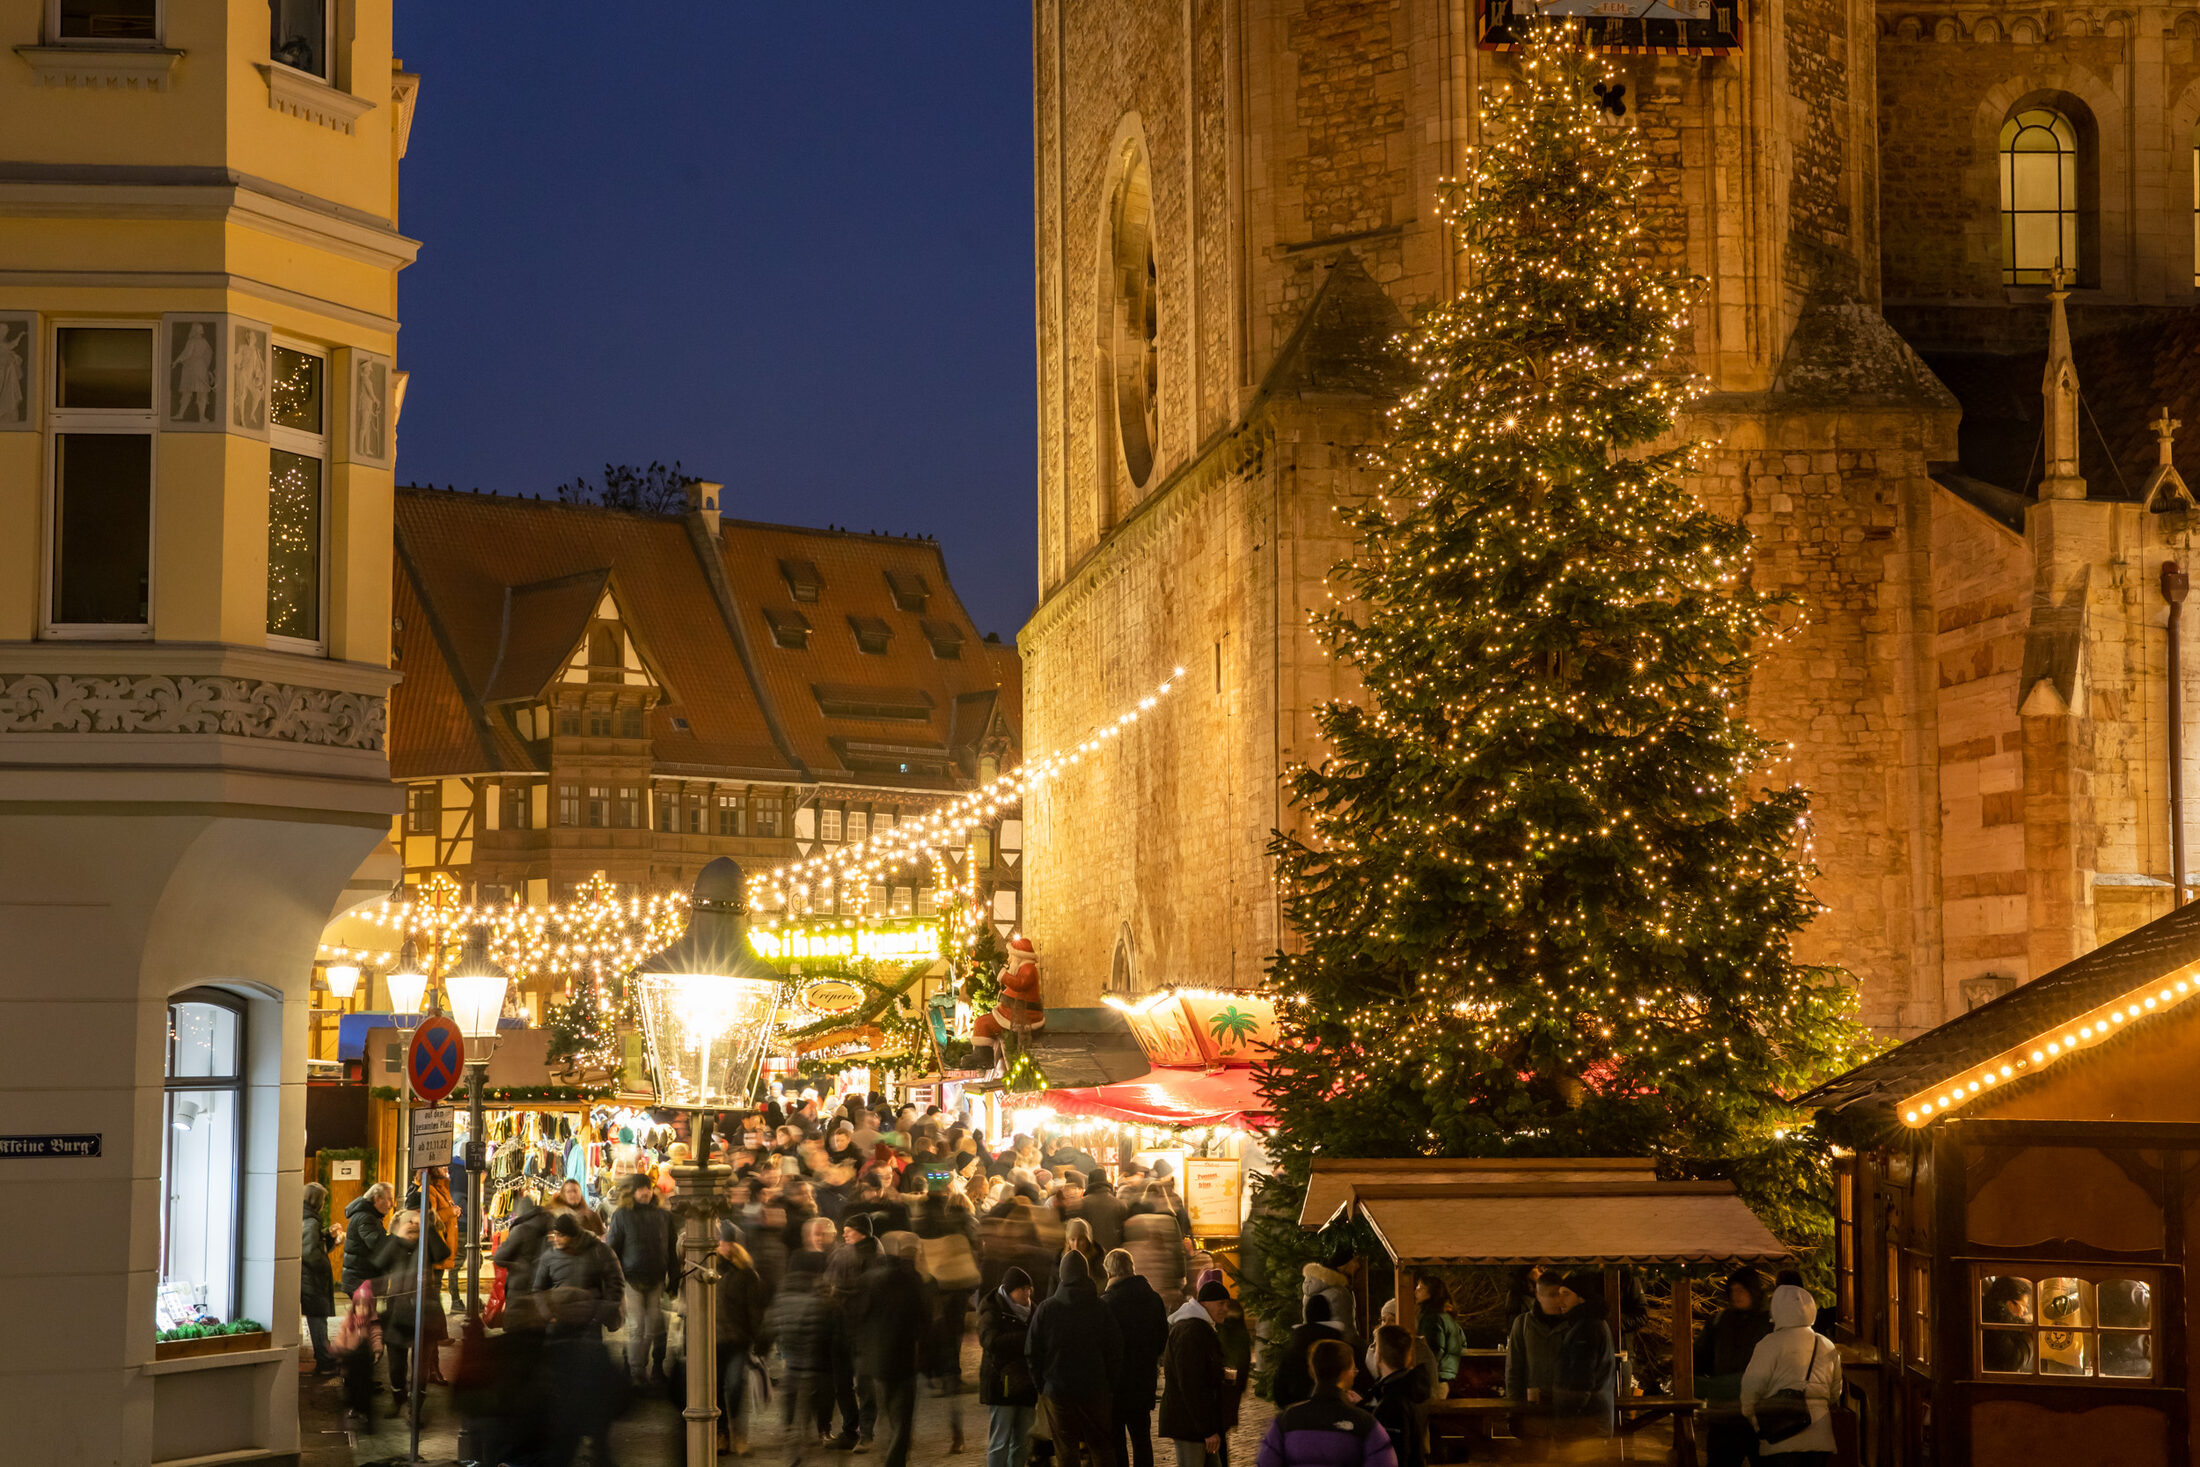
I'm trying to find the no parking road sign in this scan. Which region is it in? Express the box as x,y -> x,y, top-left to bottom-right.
406,1016 -> 466,1104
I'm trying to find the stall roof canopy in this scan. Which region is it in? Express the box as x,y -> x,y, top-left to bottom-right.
1043,1067 -> 1272,1129
1300,1157 -> 1656,1228
1801,896 -> 2200,1119
1341,1180 -> 1791,1268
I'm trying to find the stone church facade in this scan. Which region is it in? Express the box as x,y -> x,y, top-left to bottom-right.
1021,0 -> 2200,1036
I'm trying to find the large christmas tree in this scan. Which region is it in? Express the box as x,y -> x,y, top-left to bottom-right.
1260,25 -> 1862,1245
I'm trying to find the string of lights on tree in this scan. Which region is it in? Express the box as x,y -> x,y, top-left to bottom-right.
1253,22 -> 1864,1257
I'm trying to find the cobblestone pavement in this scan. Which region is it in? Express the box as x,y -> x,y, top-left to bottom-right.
302,1332 -> 1278,1467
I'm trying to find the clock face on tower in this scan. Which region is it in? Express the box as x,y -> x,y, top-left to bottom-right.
1481,0 -> 1740,56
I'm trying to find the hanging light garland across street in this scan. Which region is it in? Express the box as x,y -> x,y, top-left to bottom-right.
745,666 -> 1186,923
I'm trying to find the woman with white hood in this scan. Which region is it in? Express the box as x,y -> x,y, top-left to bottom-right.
1739,1283 -> 1843,1464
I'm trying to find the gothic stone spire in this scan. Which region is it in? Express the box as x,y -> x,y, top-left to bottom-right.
2040,263 -> 2086,501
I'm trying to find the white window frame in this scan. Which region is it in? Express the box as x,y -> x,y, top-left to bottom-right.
266,337 -> 329,654
48,0 -> 164,46
268,0 -> 335,81
44,319 -> 157,640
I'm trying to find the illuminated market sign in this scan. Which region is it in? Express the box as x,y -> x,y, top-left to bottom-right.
749,923 -> 939,962
799,978 -> 865,1018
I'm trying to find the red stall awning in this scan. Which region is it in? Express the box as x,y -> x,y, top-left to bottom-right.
1042,1067 -> 1272,1129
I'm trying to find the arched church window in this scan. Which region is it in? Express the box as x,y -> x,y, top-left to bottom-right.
2000,107 -> 2079,285
1107,144 -> 1159,492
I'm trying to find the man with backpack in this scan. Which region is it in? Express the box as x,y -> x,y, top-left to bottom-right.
1255,1338 -> 1397,1467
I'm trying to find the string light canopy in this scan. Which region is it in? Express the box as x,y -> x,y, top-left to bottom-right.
746,667 -> 1186,919
1900,969 -> 2200,1126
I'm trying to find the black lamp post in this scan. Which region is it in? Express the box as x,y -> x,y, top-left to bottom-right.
632,858 -> 788,1467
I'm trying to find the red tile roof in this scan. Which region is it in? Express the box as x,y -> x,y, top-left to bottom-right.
390,488 -> 1019,789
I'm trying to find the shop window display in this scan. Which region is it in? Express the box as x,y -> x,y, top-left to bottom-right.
160,992 -> 243,1327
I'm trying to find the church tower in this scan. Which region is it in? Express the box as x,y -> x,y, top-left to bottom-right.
1022,0 -> 1961,1032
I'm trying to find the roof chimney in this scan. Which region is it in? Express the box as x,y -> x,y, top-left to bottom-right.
684,478 -> 724,537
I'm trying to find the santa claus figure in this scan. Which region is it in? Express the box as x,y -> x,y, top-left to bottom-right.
971,935 -> 1043,1067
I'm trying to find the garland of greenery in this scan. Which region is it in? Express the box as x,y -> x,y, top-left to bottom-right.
479,1084 -> 618,1103
157,1318 -> 267,1343
312,1148 -> 376,1224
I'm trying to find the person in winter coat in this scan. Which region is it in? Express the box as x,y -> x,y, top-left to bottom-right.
1273,1294 -> 1350,1410
1739,1285 -> 1843,1464
1079,1175 -> 1129,1251
981,1266 -> 1041,1467
372,1208 -> 450,1407
1125,1206 -> 1189,1312
605,1174 -> 678,1385
1160,1279 -> 1234,1467
492,1194 -> 553,1332
1368,1325 -> 1431,1467
1102,1249 -> 1172,1467
714,1223 -> 769,1457
1698,1267 -> 1774,1467
1257,1338 -> 1397,1467
533,1213 -> 626,1467
339,1183 -> 393,1297
852,1235 -> 930,1467
1026,1250 -> 1124,1467
553,1177 -> 605,1235
302,1182 -> 339,1375
1503,1273 -> 1615,1436
767,1252 -> 835,1467
1413,1277 -> 1465,1400
1302,1260 -> 1355,1342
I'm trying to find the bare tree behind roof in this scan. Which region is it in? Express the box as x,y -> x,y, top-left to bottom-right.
553,460 -> 690,516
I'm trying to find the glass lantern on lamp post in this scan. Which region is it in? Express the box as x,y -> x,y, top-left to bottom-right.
384,936 -> 429,1193
442,931 -> 509,1324
633,857 -> 787,1467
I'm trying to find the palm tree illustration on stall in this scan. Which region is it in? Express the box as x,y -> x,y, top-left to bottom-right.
1206,1004 -> 1260,1055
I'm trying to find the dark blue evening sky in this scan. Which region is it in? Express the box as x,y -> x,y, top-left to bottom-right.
393,9 -> 1037,640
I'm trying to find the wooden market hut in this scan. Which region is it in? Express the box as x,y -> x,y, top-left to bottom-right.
1309,1160 -> 1792,1463
1804,898 -> 2200,1467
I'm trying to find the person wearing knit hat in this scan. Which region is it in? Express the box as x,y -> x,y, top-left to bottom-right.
1160,1278 -> 1234,1465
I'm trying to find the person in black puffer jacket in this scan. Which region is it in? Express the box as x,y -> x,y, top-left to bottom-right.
302,1183 -> 338,1375
339,1184 -> 393,1298
1272,1293 -> 1349,1410
980,1266 -> 1039,1467
491,1194 -> 553,1332
1027,1250 -> 1123,1467
1697,1267 -> 1774,1467
604,1176 -> 677,1385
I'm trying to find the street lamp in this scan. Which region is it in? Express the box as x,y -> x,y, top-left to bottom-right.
442,930 -> 509,1325
323,961 -> 362,1000
384,936 -> 430,1192
633,858 -> 787,1467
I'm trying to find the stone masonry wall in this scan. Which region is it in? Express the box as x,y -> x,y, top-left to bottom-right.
1689,406 -> 1952,1033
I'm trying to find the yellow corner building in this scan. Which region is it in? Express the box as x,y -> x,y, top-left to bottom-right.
0,3 -> 415,1461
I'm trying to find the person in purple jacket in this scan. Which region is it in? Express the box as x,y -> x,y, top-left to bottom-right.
1256,1339 -> 1397,1467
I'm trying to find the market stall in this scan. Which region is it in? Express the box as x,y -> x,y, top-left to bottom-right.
1313,1165 -> 1791,1466
1803,897 -> 2200,1467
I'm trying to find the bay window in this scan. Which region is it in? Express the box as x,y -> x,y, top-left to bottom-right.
49,325 -> 154,633
159,991 -> 244,1329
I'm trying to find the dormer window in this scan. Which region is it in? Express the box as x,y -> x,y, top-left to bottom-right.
886,570 -> 930,612
849,615 -> 892,655
59,0 -> 158,42
269,0 -> 330,78
780,558 -> 822,603
764,606 -> 811,650
920,619 -> 965,660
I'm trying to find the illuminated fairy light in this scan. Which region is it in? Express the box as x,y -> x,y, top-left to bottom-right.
747,667 -> 1187,918
1900,968 -> 2199,1125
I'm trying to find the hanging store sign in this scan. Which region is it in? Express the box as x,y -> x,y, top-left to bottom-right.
800,978 -> 865,1017
0,1133 -> 101,1158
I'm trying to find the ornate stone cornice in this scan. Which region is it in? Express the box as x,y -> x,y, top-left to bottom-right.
0,673 -> 385,751
257,64 -> 376,136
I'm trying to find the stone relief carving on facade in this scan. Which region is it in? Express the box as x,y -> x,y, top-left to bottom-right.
231,323 -> 271,436
170,320 -> 218,424
0,314 -> 31,429
0,674 -> 385,751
